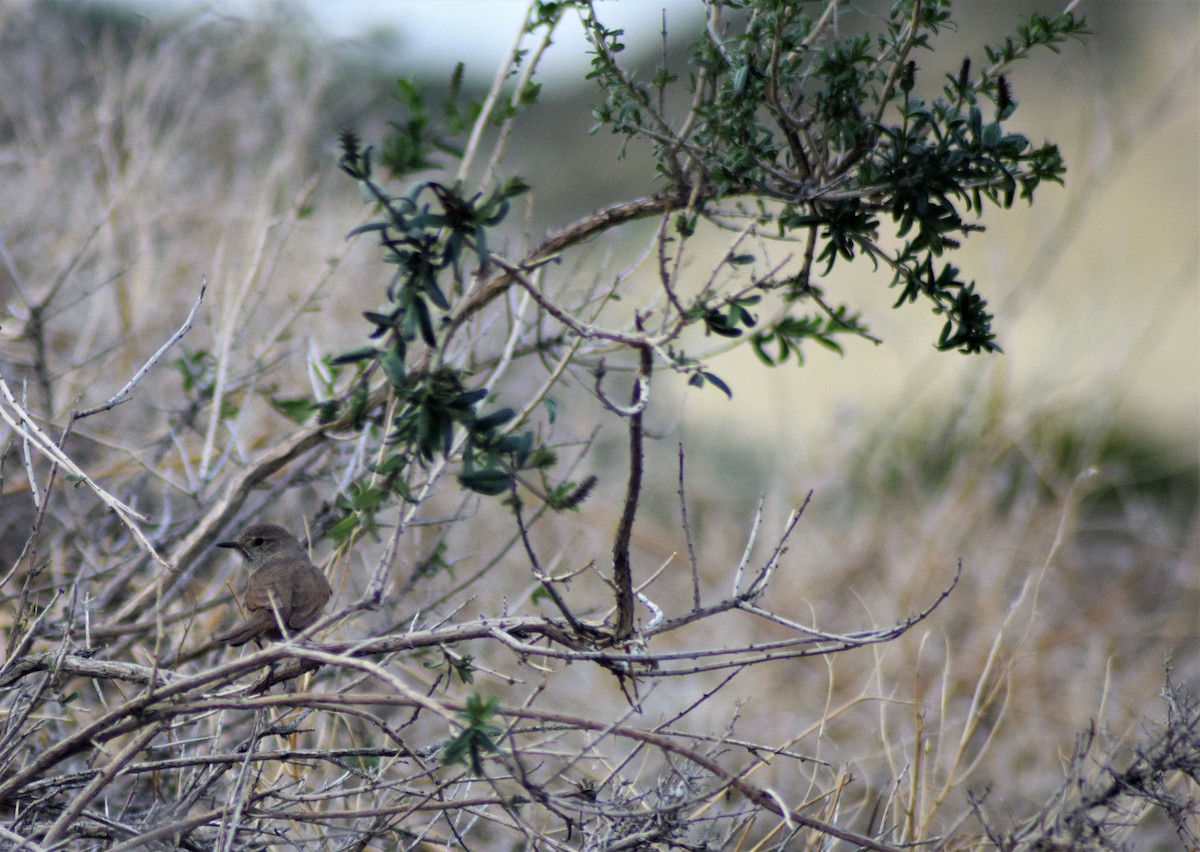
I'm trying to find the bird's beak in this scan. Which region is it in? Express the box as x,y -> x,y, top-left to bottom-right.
217,540 -> 241,551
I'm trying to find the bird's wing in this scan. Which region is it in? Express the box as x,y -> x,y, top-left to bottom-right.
286,569 -> 332,630
243,572 -> 294,623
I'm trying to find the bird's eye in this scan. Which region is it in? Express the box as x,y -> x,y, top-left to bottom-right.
252,538 -> 264,546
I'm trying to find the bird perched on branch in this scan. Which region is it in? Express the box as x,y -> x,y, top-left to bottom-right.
215,523 -> 331,646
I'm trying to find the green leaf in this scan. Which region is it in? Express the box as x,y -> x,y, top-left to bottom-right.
413,296 -> 437,346
368,453 -> 407,475
473,407 -> 515,431
689,370 -> 732,399
345,222 -> 389,239
381,349 -> 407,388
449,653 -> 475,684
363,309 -> 398,328
497,176 -> 531,199
346,381 -> 372,430
314,400 -> 340,424
453,387 -> 490,409
459,468 -> 511,496
270,396 -> 316,424
326,514 -> 359,544
423,277 -> 450,311
441,693 -> 502,775
329,346 -> 378,365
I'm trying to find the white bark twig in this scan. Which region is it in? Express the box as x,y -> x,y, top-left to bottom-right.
731,496 -> 765,597
0,373 -> 169,568
74,279 -> 207,419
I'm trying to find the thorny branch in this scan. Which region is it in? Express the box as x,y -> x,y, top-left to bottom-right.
611,345 -> 652,641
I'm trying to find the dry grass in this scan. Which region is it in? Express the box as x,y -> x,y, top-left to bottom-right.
0,2 -> 1195,849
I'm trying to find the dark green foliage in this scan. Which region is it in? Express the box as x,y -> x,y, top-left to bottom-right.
441,693 -> 503,775
172,348 -> 239,420
752,309 -> 861,367
686,294 -> 760,339
378,76 -> 463,178
425,649 -> 476,686
326,125 -> 552,539
545,475 -> 598,511
325,1 -> 1084,538
585,0 -> 1086,359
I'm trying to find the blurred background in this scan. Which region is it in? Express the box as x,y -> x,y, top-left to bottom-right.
0,0 -> 1196,841
105,0 -> 1196,453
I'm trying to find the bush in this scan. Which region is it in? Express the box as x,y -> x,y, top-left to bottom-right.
1,2 -> 1196,849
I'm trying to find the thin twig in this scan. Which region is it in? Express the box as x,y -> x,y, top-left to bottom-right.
75,280 -> 206,419
0,372 -> 168,567
509,480 -> 587,636
677,443 -> 701,609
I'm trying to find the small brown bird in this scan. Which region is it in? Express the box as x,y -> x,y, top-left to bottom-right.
215,523 -> 332,646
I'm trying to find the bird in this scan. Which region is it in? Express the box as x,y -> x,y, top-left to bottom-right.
215,523 -> 332,646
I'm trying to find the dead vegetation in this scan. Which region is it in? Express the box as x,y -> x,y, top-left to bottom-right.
0,2 -> 1196,849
